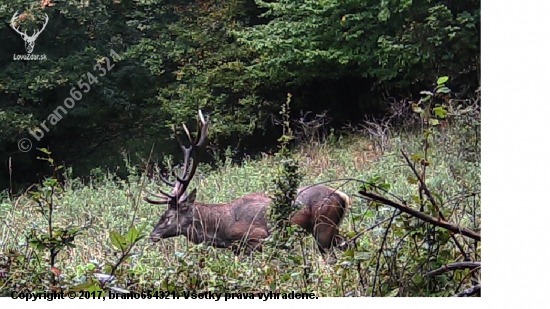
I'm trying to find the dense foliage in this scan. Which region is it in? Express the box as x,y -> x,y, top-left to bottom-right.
0,1 -> 481,295
1,0 -> 479,188
0,105 -> 481,296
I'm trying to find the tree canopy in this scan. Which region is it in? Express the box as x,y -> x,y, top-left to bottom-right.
0,0 -> 479,189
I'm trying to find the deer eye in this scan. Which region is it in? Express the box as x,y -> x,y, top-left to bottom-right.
177,204 -> 190,211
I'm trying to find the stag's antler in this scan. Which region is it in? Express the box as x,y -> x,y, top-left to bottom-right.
10,12 -> 49,53
10,12 -> 26,37
31,14 -> 49,39
144,110 -> 209,206
10,12 -> 48,39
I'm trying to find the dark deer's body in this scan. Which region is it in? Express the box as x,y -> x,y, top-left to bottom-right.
149,185 -> 350,253
144,111 -> 350,254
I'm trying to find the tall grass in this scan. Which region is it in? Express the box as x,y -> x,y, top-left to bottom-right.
0,120 -> 480,296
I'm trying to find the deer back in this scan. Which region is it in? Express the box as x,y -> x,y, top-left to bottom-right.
291,185 -> 351,252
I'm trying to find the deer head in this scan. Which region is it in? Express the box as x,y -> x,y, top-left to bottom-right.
10,12 -> 49,54
144,110 -> 209,242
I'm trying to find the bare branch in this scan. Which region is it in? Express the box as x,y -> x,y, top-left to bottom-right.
358,190 -> 481,241
400,148 -> 472,260
426,262 -> 481,277
401,149 -> 442,215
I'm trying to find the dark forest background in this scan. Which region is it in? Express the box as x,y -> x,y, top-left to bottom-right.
0,0 -> 479,190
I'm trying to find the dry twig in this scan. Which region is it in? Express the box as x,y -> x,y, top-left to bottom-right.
357,191 -> 481,241
426,262 -> 481,277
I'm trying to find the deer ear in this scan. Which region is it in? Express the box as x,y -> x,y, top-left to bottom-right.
186,188 -> 197,203
176,188 -> 197,208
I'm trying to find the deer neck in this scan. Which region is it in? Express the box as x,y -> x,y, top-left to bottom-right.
186,203 -> 232,248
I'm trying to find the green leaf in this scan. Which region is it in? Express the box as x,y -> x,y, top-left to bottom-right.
87,285 -> 105,294
126,224 -> 147,244
126,226 -> 139,243
109,231 -> 127,251
436,86 -> 451,94
437,76 -> 449,85
423,129 -> 432,138
43,178 -> 58,187
412,105 -> 423,113
136,224 -> 147,235
362,211 -> 374,219
411,153 -> 423,162
433,106 -> 448,118
70,282 -> 95,291
429,118 -> 439,126
37,148 -> 52,155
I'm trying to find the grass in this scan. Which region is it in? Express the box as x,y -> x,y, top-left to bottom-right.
0,121 -> 480,297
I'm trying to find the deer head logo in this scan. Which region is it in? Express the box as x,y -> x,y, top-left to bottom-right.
10,12 -> 49,54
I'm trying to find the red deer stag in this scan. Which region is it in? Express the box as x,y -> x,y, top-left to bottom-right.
144,111 -> 351,254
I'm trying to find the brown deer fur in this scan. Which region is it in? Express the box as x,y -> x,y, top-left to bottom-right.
144,110 -> 351,254
149,185 -> 351,254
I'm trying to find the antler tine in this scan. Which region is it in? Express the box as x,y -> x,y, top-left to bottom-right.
157,188 -> 174,198
172,146 -> 193,197
181,123 -> 192,144
39,14 -> 48,27
144,181 -> 177,206
175,122 -> 199,184
181,111 -> 208,147
173,110 -> 209,196
195,110 -> 210,147
145,110 -> 208,206
144,188 -> 172,205
158,126 -> 180,188
182,111 -> 209,189
10,12 -> 18,24
32,14 -> 48,38
170,175 -> 184,198
146,191 -> 170,200
10,12 -> 26,37
143,196 -> 170,205
160,173 -> 175,187
176,146 -> 193,182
